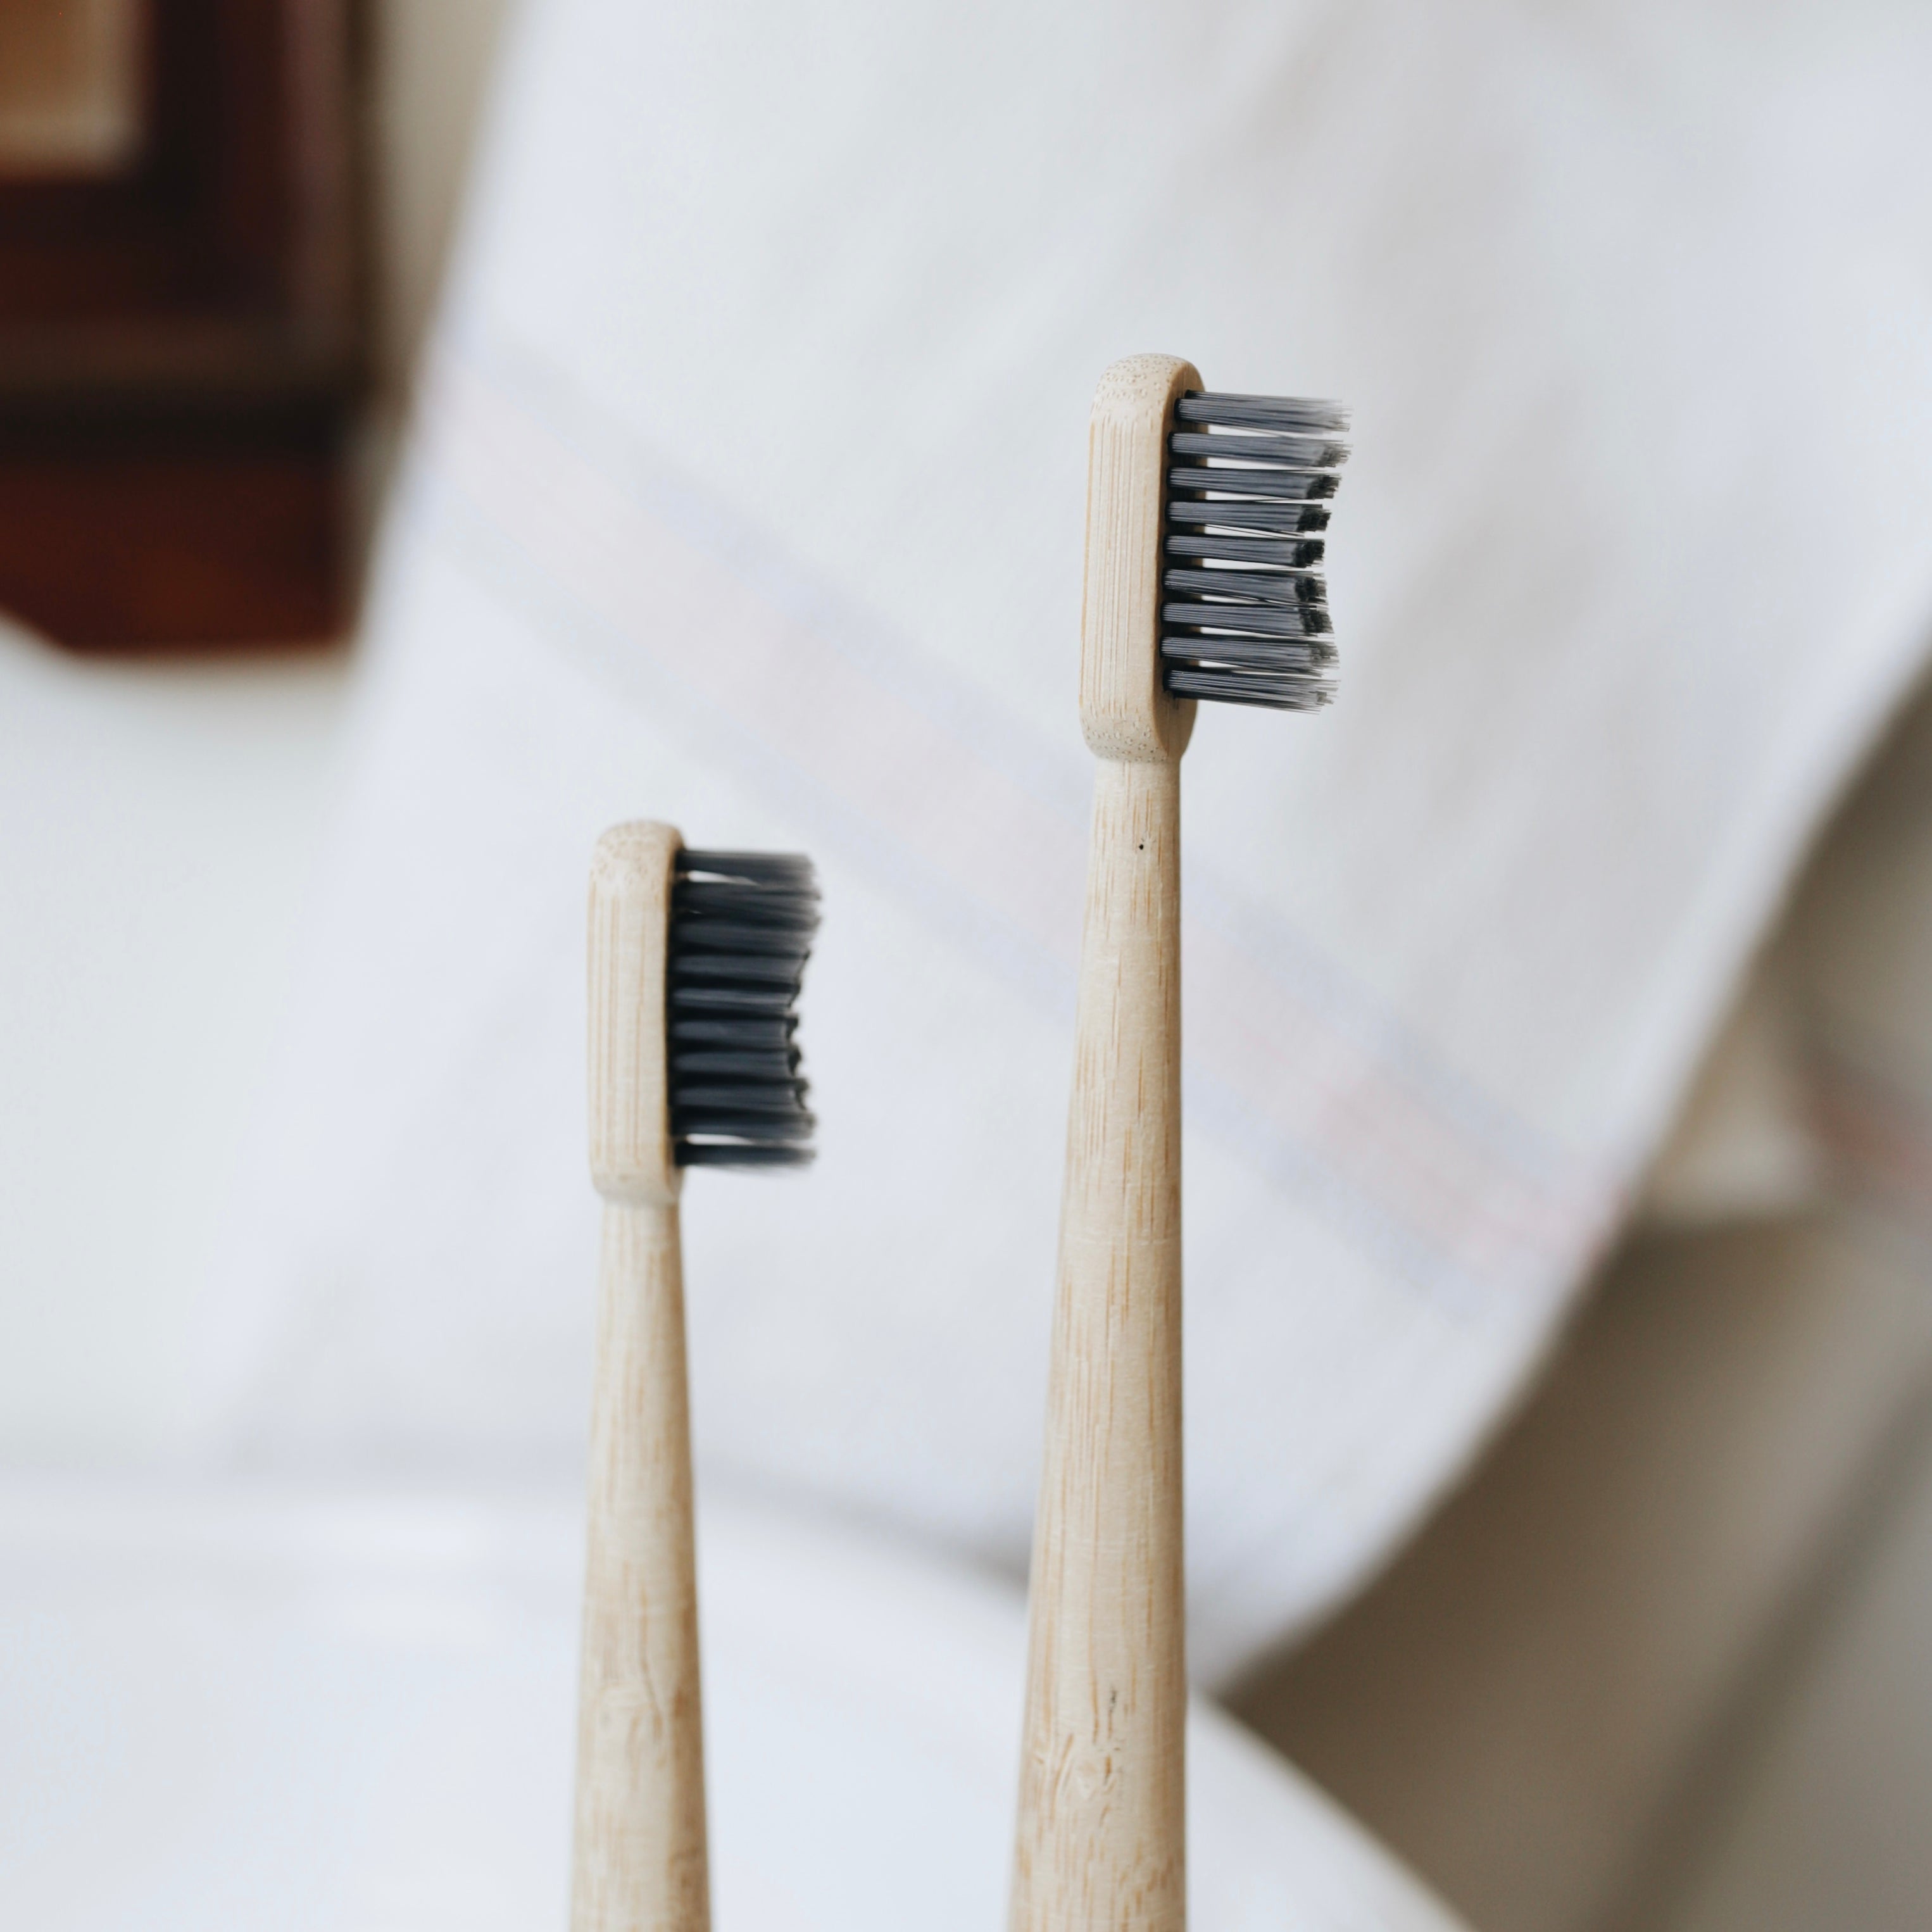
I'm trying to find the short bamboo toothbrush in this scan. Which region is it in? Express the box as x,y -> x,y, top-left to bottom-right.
574,824 -> 819,1932
1009,356 -> 1348,1932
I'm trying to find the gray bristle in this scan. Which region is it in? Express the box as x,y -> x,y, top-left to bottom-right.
1163,390 -> 1351,712
670,848 -> 819,1169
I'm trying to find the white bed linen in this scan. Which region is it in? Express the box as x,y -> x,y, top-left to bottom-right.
199,0 -> 1932,1679
0,1480 -> 1461,1932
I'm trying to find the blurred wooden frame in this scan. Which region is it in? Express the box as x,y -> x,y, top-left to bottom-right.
0,0 -> 362,651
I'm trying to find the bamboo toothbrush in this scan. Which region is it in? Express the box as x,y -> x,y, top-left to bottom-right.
1009,356 -> 1348,1932
574,824 -> 819,1932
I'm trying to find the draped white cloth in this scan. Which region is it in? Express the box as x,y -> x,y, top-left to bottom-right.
204,0 -> 1932,1679
0,1481 -> 1465,1929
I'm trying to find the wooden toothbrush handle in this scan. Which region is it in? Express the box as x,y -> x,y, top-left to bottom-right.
570,1197 -> 710,1932
1012,755 -> 1186,1932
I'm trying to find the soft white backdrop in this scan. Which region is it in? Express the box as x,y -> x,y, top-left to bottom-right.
7,6 -> 1932,1928
202,0 -> 1932,1681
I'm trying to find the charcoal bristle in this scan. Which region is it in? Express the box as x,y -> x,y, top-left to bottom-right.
1163,389 -> 1351,712
1173,392 -> 1349,434
670,848 -> 819,1169
1167,498 -> 1330,536
1165,532 -> 1325,570
679,1141 -> 815,1169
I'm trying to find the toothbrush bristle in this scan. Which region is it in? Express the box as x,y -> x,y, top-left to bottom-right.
668,849 -> 819,1168
1162,391 -> 1350,712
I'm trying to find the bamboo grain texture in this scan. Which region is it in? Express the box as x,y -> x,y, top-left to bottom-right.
1012,356 -> 1198,1932
1012,759 -> 1187,1932
573,822 -> 709,1932
572,1200 -> 710,1932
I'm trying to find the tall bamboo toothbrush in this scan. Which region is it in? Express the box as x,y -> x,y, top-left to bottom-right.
1009,356 -> 1348,1932
575,824 -> 819,1932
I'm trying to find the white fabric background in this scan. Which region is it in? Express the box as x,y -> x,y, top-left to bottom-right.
201,1 -> 1932,1678
0,1482 -> 1464,1931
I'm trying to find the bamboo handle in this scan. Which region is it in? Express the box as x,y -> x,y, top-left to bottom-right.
570,1199 -> 709,1932
1011,756 -> 1186,1932
573,823 -> 708,1932
1011,354 -> 1198,1932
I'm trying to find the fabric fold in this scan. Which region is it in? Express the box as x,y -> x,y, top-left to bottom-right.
203,0 -> 1932,1679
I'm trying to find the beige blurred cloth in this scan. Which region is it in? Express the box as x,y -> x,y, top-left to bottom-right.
201,0 -> 1932,1681
1241,1201 -> 1932,1932
1243,678 -> 1932,1932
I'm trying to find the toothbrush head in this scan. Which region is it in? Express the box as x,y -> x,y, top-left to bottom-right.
668,849 -> 819,1169
1079,358 -> 1350,762
1161,391 -> 1349,712
589,825 -> 819,1204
